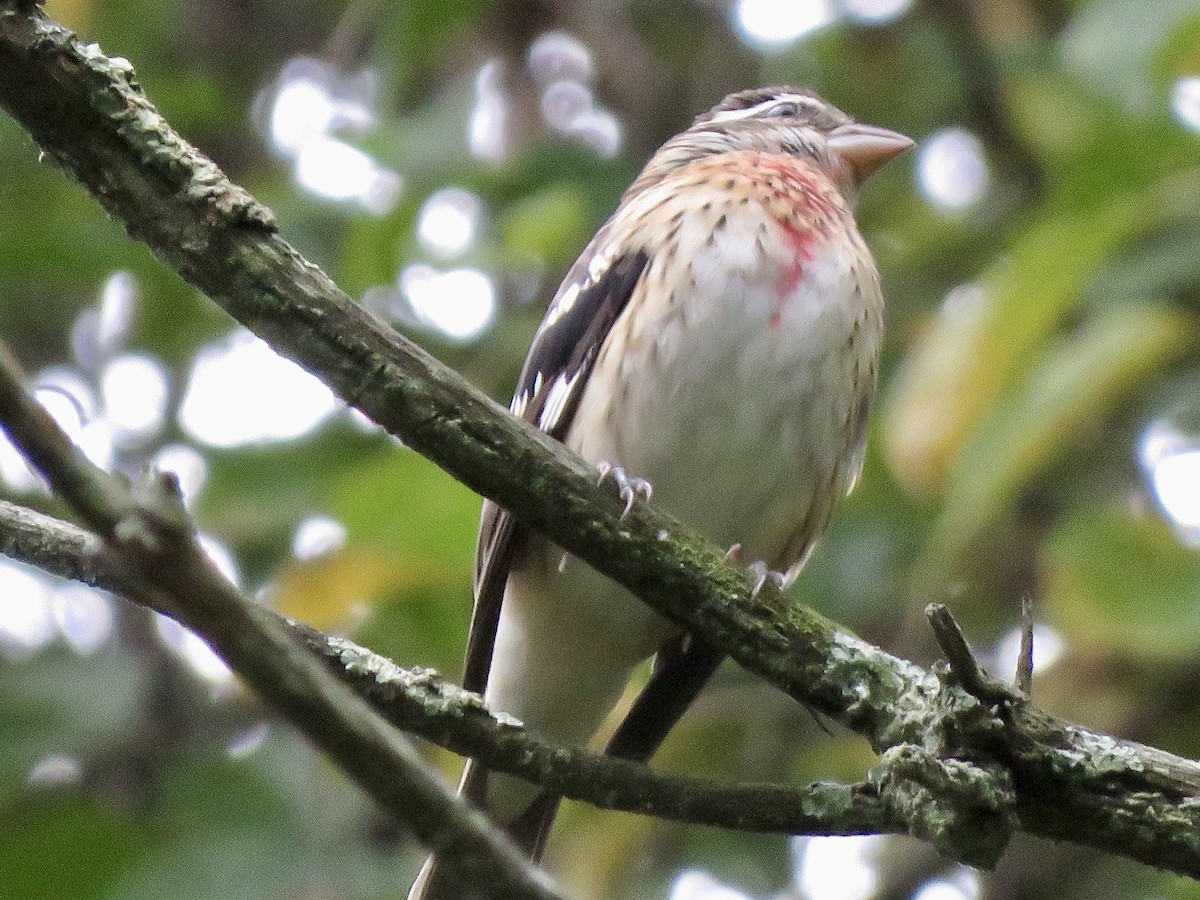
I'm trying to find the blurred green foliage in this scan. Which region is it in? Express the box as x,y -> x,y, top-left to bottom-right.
2,0 -> 1200,898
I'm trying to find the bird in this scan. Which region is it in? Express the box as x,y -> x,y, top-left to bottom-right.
409,86 -> 911,898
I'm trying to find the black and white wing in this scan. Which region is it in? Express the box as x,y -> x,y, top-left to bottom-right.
462,244 -> 649,694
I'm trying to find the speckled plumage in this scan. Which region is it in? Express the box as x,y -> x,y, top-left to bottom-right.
483,146 -> 882,801
409,88 -> 909,899
574,149 -> 879,563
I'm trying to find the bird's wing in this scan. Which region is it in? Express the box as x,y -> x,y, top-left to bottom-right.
463,244 -> 650,694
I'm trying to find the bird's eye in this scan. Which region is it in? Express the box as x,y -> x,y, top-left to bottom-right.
765,101 -> 799,118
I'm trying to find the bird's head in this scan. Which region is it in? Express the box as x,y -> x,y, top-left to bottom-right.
639,86 -> 912,198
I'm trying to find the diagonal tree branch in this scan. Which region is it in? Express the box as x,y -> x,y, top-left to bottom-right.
3,1 -> 1200,879
0,497 -> 907,840
0,345 -> 560,900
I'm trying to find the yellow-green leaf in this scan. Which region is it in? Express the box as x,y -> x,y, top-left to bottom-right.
882,201 -> 1141,496
920,302 -> 1194,580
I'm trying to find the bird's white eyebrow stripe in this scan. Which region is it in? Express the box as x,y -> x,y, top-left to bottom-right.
708,93 -> 821,123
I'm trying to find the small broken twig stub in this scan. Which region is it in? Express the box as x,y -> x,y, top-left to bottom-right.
925,603 -> 1018,706
1016,595 -> 1035,697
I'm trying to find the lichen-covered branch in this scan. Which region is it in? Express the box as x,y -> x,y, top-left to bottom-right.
0,350 -> 560,900
0,498 -> 903,840
3,2 -> 1200,877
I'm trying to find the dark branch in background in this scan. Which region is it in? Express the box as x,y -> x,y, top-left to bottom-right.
0,347 -> 559,900
4,2 -> 1200,879
0,498 -> 903,840
922,0 -> 1043,196
321,0 -> 386,68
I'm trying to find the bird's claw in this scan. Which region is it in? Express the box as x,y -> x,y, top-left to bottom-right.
725,546 -> 785,597
747,560 -> 786,598
596,461 -> 653,520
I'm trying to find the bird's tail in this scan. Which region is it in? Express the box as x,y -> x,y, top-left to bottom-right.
406,640 -> 724,899
407,758 -> 557,900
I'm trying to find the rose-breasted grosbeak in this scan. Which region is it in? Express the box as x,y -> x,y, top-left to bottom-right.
410,87 -> 911,897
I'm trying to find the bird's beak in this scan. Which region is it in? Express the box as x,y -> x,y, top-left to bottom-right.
827,124 -> 914,185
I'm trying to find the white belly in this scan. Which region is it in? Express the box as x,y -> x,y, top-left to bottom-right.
571,213 -> 879,572
484,198 -> 880,818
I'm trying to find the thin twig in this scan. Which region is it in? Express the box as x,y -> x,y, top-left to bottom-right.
1016,596 -> 1035,697
925,603 -> 1016,706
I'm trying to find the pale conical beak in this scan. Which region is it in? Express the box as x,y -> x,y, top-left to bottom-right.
827,123 -> 914,185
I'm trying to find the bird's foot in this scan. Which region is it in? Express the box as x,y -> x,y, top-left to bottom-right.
596,461 -> 653,519
724,545 -> 786,597
720,547 -> 787,595
746,560 -> 786,598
